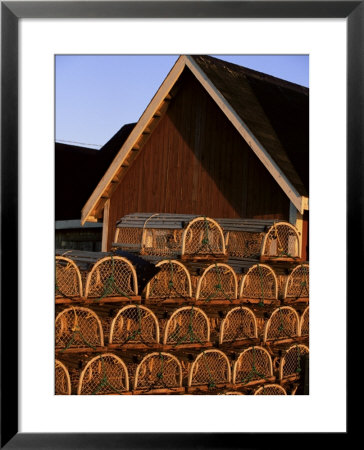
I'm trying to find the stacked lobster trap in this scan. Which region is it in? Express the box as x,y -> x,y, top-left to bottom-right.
55,213 -> 309,395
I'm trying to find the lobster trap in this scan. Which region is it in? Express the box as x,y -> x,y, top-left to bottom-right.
163,306 -> 210,347
181,217 -> 226,259
78,353 -> 129,395
113,213 -> 225,259
55,256 -> 83,299
279,344 -> 309,381
196,263 -> 237,302
188,349 -> 231,392
232,346 -> 274,387
55,307 -> 104,352
217,218 -> 274,259
299,307 -> 309,337
55,360 -> 71,395
262,222 -> 301,259
133,352 -> 183,394
114,227 -> 144,253
145,260 -> 192,300
239,264 -> 278,302
219,307 -> 258,345
109,305 -> 160,347
254,384 -> 287,395
84,255 -> 138,300
263,306 -> 300,344
284,264 -> 309,300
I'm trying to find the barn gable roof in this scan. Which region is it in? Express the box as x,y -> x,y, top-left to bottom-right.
81,55 -> 308,224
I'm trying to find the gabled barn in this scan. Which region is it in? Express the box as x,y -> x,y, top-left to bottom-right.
81,55 -> 309,258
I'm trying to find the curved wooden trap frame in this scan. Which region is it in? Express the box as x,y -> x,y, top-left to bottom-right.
219,306 -> 258,344
55,256 -> 83,299
300,306 -> 309,337
77,353 -> 129,395
163,306 -> 210,346
262,222 -> 301,258
239,264 -> 278,300
188,349 -> 231,388
254,384 -> 287,395
284,264 -> 309,299
279,344 -> 309,381
263,306 -> 300,343
55,360 -> 71,395
181,217 -> 226,257
196,263 -> 237,301
232,346 -> 273,387
55,306 -> 104,351
84,256 -> 138,299
145,259 -> 192,300
109,305 -> 160,345
133,352 -> 183,392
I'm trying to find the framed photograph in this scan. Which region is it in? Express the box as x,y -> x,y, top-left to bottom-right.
1,0 -> 357,447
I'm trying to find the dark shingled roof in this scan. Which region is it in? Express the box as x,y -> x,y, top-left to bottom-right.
56,123 -> 136,220
191,55 -> 309,196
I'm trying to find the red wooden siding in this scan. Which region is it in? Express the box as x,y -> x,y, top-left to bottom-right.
107,69 -> 290,249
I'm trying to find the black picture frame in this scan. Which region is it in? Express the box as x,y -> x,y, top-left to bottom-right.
1,1 -> 357,448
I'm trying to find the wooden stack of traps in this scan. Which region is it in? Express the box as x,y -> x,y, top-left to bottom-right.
56,214 -> 309,395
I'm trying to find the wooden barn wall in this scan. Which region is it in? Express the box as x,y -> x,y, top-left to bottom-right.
107,70 -> 290,248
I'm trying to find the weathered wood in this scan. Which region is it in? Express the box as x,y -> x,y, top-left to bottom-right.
55,346 -> 107,354
187,382 -> 232,394
56,296 -> 142,305
132,387 -> 185,395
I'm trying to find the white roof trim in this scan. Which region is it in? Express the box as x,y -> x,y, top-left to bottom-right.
82,55 -> 307,223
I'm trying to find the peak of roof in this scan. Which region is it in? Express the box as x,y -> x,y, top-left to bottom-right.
191,55 -> 308,93
81,54 -> 308,223
190,54 -> 308,197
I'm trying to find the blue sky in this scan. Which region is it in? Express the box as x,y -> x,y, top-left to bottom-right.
55,55 -> 309,149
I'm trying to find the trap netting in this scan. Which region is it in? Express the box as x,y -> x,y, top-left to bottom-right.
109,305 -> 160,345
196,263 -> 237,301
262,222 -> 300,258
225,231 -> 264,258
134,352 -> 182,391
219,307 -> 257,344
78,353 -> 129,395
55,360 -> 71,395
163,306 -> 210,345
145,260 -> 192,299
279,344 -> 309,380
284,264 -> 309,299
233,346 -> 273,386
300,307 -> 309,337
55,307 -> 104,351
142,228 -> 184,258
182,217 -> 225,257
263,306 -> 300,343
239,264 -> 278,300
188,350 -> 231,388
84,256 -> 138,299
114,227 -> 143,252
55,256 -> 83,298
254,384 -> 287,395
